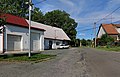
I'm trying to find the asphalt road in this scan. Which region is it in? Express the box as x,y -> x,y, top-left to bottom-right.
1,48 -> 120,77
82,48 -> 120,77
0,48 -> 89,77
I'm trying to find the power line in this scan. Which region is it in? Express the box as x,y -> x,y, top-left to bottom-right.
92,6 -> 120,47
113,20 -> 120,23
78,26 -> 99,32
77,22 -> 100,29
96,6 -> 120,23
77,17 -> 120,21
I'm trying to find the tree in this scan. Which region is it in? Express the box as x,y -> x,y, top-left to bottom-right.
81,39 -> 87,46
98,34 -> 114,46
0,0 -> 29,17
26,7 -> 44,23
0,0 -> 45,22
75,39 -> 80,47
86,39 -> 92,46
44,10 -> 77,46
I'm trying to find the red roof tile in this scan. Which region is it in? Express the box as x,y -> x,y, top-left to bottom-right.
113,24 -> 120,27
0,14 -> 45,31
102,24 -> 118,35
0,14 -> 29,27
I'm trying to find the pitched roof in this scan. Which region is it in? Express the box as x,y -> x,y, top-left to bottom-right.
0,14 -> 45,31
113,24 -> 120,28
0,14 -> 28,27
102,24 -> 118,35
26,20 -> 71,41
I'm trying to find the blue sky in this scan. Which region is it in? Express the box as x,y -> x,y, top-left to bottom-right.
32,0 -> 120,40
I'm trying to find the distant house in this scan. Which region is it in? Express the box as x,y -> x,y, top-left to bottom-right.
26,20 -> 71,50
97,24 -> 120,41
0,14 -> 45,53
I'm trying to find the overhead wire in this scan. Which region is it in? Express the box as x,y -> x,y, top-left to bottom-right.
96,6 -> 120,23
78,6 -> 120,32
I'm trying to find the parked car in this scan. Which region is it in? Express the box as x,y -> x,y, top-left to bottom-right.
57,44 -> 70,49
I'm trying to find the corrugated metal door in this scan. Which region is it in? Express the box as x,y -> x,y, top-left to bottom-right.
31,33 -> 40,51
7,35 -> 21,51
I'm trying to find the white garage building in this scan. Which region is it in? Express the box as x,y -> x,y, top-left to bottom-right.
26,20 -> 71,50
0,14 -> 45,53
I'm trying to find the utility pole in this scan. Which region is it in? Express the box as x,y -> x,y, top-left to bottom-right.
28,0 -> 32,57
94,22 -> 96,48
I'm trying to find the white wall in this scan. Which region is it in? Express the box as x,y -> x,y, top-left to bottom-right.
97,26 -> 106,38
40,34 -> 44,51
0,34 -> 3,52
44,39 -> 63,49
5,24 -> 44,51
116,27 -> 120,33
6,24 -> 29,51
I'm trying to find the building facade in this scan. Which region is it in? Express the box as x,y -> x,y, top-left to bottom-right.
97,24 -> 120,41
27,20 -> 71,50
0,14 -> 45,53
0,14 -> 70,53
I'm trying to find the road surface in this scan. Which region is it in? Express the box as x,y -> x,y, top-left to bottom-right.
0,48 -> 120,77
82,48 -> 120,77
0,48 -> 89,77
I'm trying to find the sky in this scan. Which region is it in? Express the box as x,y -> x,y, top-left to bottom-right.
32,0 -> 120,40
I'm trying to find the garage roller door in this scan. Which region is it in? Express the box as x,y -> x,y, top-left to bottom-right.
31,33 -> 40,51
7,35 -> 21,51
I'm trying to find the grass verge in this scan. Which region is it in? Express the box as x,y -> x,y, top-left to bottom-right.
96,46 -> 120,52
0,53 -> 56,62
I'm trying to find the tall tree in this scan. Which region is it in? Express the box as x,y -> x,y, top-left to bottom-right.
0,0 -> 29,17
26,7 -> 44,23
44,10 -> 78,45
0,0 -> 44,22
81,39 -> 87,46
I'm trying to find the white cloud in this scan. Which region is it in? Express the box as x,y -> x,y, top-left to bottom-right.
107,0 -> 120,9
40,3 -> 58,14
75,0 -> 120,25
79,33 -> 85,36
59,0 -> 74,6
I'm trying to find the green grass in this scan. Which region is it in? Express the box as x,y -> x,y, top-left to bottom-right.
96,46 -> 120,52
0,53 -> 56,62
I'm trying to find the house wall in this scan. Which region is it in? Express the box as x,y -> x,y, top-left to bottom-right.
114,27 -> 120,41
97,26 -> 106,38
109,35 -> 118,41
30,29 -> 44,51
40,32 -> 44,51
4,24 -> 44,52
44,38 -> 67,50
116,27 -> 120,33
5,24 -> 29,51
0,33 -> 3,53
